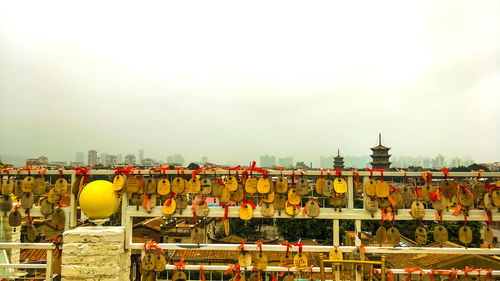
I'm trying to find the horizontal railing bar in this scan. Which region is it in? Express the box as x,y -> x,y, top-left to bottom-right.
10,169 -> 499,178
323,260 -> 383,265
126,206 -> 499,221
127,243 -> 500,255
0,263 -> 47,269
0,243 -> 55,250
374,268 -> 500,276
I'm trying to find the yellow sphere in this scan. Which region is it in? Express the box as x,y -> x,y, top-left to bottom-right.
79,180 -> 120,220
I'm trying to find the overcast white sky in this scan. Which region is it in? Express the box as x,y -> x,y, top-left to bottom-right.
0,0 -> 499,166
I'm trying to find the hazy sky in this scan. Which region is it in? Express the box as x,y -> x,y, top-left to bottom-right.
1,0 -> 499,166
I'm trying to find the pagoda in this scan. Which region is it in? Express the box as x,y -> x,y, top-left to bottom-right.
370,133 -> 391,170
334,149 -> 344,170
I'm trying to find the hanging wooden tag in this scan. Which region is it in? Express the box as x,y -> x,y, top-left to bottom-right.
8,209 -> 21,227
296,178 -> 308,195
176,196 -> 188,211
1,179 -> 14,195
375,226 -> 387,245
421,184 -> 435,202
225,175 -> 238,192
238,251 -> 252,267
71,175 -> 82,195
245,177 -> 258,194
48,188 -> 61,204
260,203 -> 274,217
141,253 -> 157,271
285,202 -> 300,216
154,254 -> 166,272
274,193 -> 286,210
410,201 -> 425,219
254,252 -> 268,270
257,177 -> 271,194
334,177 -> 347,194
329,194 -> 347,208
472,182 -> 486,202
130,193 -> 142,207
196,201 -> 209,217
126,176 -> 140,194
351,248 -> 362,260
191,227 -> 204,243
378,197 -> 391,208
40,198 -> 54,217
431,193 -> 446,211
293,253 -> 308,270
446,195 -> 456,207
113,175 -> 126,192
220,185 -> 231,203
144,178 -> 157,194
230,185 -> 244,202
365,196 -> 379,214
414,227 -> 427,245
305,200 -> 320,217
14,180 -> 23,198
322,180 -> 334,197
283,274 -> 295,281
239,204 -> 253,220
315,177 -> 325,195
376,180 -> 390,198
224,219 -> 230,236
171,177 -> 185,194
52,208 -> 66,228
162,198 -> 176,215
433,225 -> 448,245
386,227 -> 400,245
280,253 -> 294,267
440,180 -> 456,198
157,178 -> 171,195
211,180 -> 223,198
458,226 -> 473,244
249,272 -> 259,281
329,248 -> 342,260
21,192 -> 35,209
492,190 -> 500,207
189,178 -> 201,194
141,271 -> 155,281
365,179 -> 377,197
458,189 -> 474,207
22,176 -> 35,193
288,188 -> 301,205
199,178 -> 212,195
26,225 -> 37,242
391,190 -> 404,209
0,195 -> 11,214
483,226 -> 494,245
275,177 -> 288,193
484,193 -> 494,210
401,186 -> 415,208
173,271 -> 187,281
262,191 -> 275,203
54,178 -> 68,196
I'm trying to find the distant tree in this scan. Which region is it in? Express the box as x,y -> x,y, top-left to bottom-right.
229,218 -> 260,239
467,163 -> 489,172
187,162 -> 200,170
427,221 -> 483,248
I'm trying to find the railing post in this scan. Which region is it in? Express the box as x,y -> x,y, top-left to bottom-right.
333,219 -> 340,246
347,176 -> 354,210
319,253 -> 325,281
46,249 -> 53,281
381,256 -> 386,281
69,171 -> 77,228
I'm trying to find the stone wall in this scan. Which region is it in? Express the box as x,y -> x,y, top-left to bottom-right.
62,226 -> 130,281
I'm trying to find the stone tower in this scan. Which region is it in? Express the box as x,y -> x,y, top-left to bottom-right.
370,133 -> 391,170
334,149 -> 344,170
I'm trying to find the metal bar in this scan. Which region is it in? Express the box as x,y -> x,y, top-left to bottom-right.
46,249 -> 53,281
333,219 -> 339,246
0,243 -> 55,250
323,260 -> 383,265
347,177 -> 354,210
354,220 -> 361,246
163,264 -> 331,272
125,206 -> 500,221
70,170 -> 77,228
320,253 -> 325,281
373,268 -> 500,276
380,256 -> 386,281
127,242 -> 500,255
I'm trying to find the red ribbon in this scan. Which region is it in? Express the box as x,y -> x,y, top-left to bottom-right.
224,264 -> 241,281
165,192 -> 176,206
335,169 -> 342,177
52,237 -> 63,259
249,161 -> 257,177
291,171 -> 296,188
374,169 -> 384,181
281,243 -> 292,255
293,243 -> 304,253
191,168 -> 204,180
366,168 -> 373,179
200,266 -> 206,281
350,169 -> 360,186
355,245 -> 365,254
173,258 -> 187,271
237,240 -> 246,251
73,167 -> 91,186
219,202 -> 232,222
256,241 -> 263,254
242,199 -> 256,210
440,169 -> 449,180
226,165 -> 241,175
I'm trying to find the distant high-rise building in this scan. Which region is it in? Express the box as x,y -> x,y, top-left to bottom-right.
76,152 -> 85,164
370,134 -> 391,170
105,155 -> 118,167
260,155 -> 276,168
334,149 -> 345,170
167,154 -> 185,165
124,154 -> 136,166
117,154 -> 123,164
100,153 -> 108,165
138,149 -> 144,164
278,156 -> 293,168
201,156 -> 208,165
435,154 -> 446,168
88,150 -> 98,167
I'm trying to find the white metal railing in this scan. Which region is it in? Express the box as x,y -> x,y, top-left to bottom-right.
0,243 -> 56,281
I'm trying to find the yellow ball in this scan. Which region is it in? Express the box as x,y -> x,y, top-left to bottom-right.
79,180 -> 120,220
